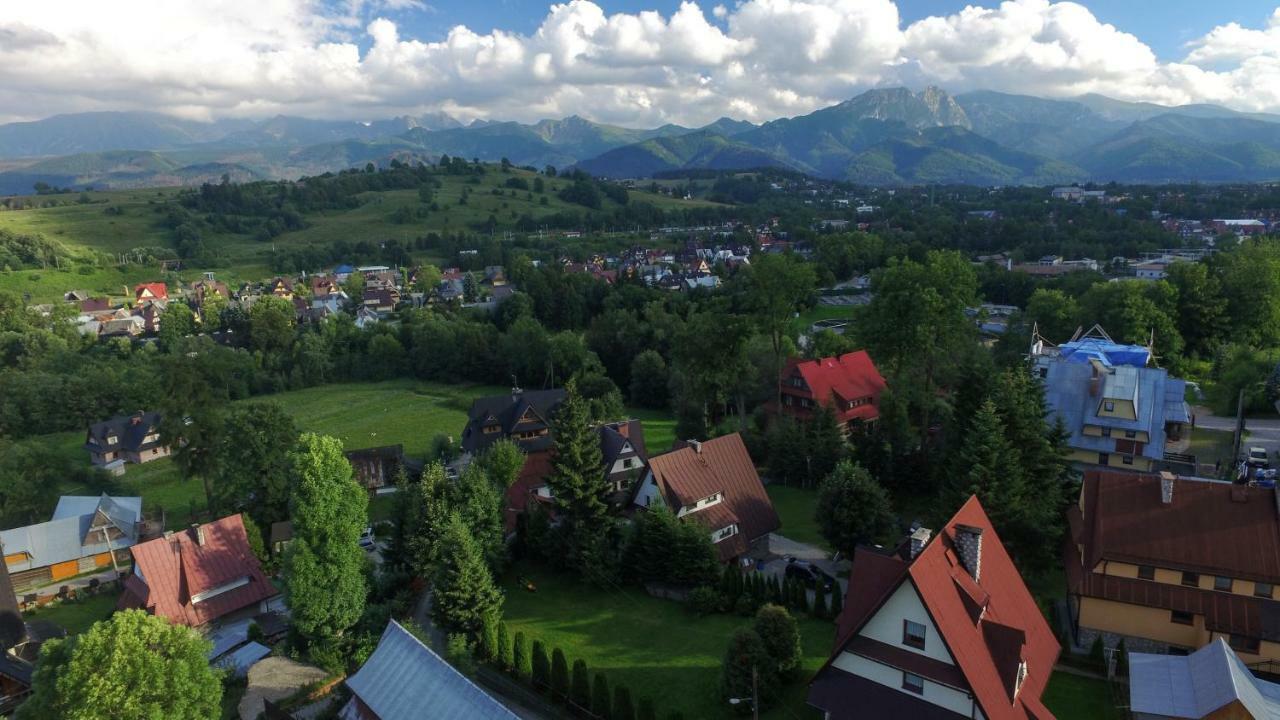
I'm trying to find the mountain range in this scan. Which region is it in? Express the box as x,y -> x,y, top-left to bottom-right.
4,87 -> 1280,194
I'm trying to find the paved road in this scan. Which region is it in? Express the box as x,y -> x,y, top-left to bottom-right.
1193,405 -> 1280,463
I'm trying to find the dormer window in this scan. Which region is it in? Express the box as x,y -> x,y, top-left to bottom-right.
106,435 -> 118,445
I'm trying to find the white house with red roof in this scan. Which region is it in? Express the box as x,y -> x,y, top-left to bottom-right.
133,282 -> 168,305
808,496 -> 1060,720
776,350 -> 887,432
119,514 -> 277,628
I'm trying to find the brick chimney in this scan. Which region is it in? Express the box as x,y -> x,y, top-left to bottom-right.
954,524 -> 984,582
909,527 -> 932,559
1160,471 -> 1176,505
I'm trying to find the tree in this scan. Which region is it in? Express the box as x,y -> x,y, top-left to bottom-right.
479,611 -> 500,662
207,402 -> 299,528
719,628 -> 777,712
592,673 -> 612,719
829,584 -> 843,618
513,632 -> 531,680
414,264 -> 443,294
545,382 -> 609,570
629,349 -> 670,408
809,329 -> 857,360
1078,281 -> 1183,360
17,609 -> 221,720
448,462 -> 507,569
1024,288 -> 1080,343
479,438 -> 525,490
806,403 -> 844,486
407,462 -> 450,577
1217,240 -> 1280,347
431,512 -> 504,633
497,621 -> 513,670
446,634 -> 477,676
531,640 -> 550,691
613,685 -> 636,720
624,505 -> 717,587
814,461 -> 897,558
571,659 -> 591,710
283,433 -> 368,644
551,648 -> 570,701
754,604 -> 802,677
735,253 -> 816,409
941,399 -> 1024,539
1166,261 -> 1228,357
638,698 -> 657,720
157,302 -> 196,351
248,294 -> 296,355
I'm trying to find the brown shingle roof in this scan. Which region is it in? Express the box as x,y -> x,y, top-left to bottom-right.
646,433 -> 780,550
1075,470 -> 1280,583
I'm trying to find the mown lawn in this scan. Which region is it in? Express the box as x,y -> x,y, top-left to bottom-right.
790,304 -> 853,335
1188,427 -> 1236,469
22,590 -> 119,636
765,485 -> 829,551
1042,672 -> 1122,720
500,564 -> 829,720
626,406 -> 678,455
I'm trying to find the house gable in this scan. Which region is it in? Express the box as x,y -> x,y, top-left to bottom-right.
858,579 -> 957,667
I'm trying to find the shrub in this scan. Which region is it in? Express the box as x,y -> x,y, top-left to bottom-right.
1088,635 -> 1106,673
497,621 -> 512,670
592,674 -> 612,719
571,659 -> 590,710
550,648 -> 569,701
531,640 -> 550,691
687,586 -> 721,616
513,632 -> 531,680
613,685 -> 636,720
754,604 -> 802,677
638,697 -> 657,720
446,634 -> 477,676
1115,638 -> 1128,677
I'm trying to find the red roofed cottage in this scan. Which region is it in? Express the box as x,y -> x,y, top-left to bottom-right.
133,282 -> 168,304
119,514 -> 277,627
777,350 -> 887,432
808,496 -> 1060,720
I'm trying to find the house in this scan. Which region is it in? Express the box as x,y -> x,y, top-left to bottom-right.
191,279 -> 229,307
1,495 -> 143,591
134,282 -> 168,304
1211,219 -> 1267,236
119,514 -> 278,627
346,445 -> 409,495
808,496 -> 1059,720
1129,637 -> 1280,719
334,264 -> 356,283
1051,186 -> 1085,202
310,275 -> 342,298
460,388 -> 566,456
85,411 -> 169,470
1066,470 -> 1280,664
354,306 -> 381,329
340,620 -> 517,720
266,277 -> 294,299
632,433 -> 780,562
777,351 -> 887,432
362,288 -> 398,314
98,315 -> 145,338
1033,327 -> 1190,471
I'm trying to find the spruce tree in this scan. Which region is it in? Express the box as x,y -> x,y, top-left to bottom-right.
613,685 -> 636,720
431,512 -> 503,633
497,621 -> 513,670
806,402 -> 845,486
531,640 -> 551,691
942,398 -> 1025,536
814,460 -> 896,558
550,648 -> 569,701
513,632 -> 531,680
592,674 -> 612,719
545,381 -> 609,571
571,659 -> 591,710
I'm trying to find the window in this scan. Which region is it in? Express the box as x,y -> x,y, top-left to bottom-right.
1229,634 -> 1261,653
1138,565 -> 1155,580
106,435 -> 118,445
1214,576 -> 1233,592
1181,572 -> 1200,587
1170,610 -> 1194,625
1256,582 -> 1274,599
1104,401 -> 1115,412
1122,455 -> 1134,465
1101,426 -> 1112,438
902,620 -> 927,650
902,672 -> 924,695
1125,430 -> 1137,439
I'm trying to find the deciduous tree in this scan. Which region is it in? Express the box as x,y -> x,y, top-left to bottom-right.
814,461 -> 896,558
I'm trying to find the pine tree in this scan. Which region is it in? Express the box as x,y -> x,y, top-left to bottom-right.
719,628 -> 778,710
479,611 -> 499,661
531,640 -> 550,691
497,621 -> 513,670
638,697 -> 657,720
806,403 -> 845,487
942,399 -> 1025,537
545,382 -> 609,571
720,564 -> 740,605
613,685 -> 636,720
1115,638 -> 1129,677
513,632 -> 531,680
550,648 -> 569,702
592,674 -> 612,720
571,659 -> 591,710
431,512 -> 503,633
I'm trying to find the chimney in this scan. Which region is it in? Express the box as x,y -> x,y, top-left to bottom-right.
909,527 -> 932,559
1160,471 -> 1176,505
192,523 -> 205,546
689,440 -> 702,454
954,524 -> 984,581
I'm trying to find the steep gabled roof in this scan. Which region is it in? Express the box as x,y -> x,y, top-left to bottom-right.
119,514 -> 276,627
461,389 -> 566,455
346,620 -> 517,720
819,497 -> 1059,720
785,350 -> 886,419
1129,637 -> 1280,718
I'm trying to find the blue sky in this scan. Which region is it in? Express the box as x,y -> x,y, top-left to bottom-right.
403,1 -> 1275,60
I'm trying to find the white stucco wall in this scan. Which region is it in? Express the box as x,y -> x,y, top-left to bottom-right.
633,472 -> 663,508
832,653 -> 983,720
858,580 -> 955,665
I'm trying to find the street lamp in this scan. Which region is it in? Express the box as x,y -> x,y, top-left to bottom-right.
727,666 -> 759,720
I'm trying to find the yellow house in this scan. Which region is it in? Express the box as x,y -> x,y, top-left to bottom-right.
1067,470 -> 1280,665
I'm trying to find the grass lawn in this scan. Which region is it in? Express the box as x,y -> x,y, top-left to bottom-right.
1042,672 -> 1121,720
23,590 -> 119,636
500,564 -> 828,720
765,485 -> 829,551
791,305 -> 854,335
1188,427 -> 1236,469
626,406 -> 678,455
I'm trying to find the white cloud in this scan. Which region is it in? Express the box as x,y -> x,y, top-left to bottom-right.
1,0 -> 1280,127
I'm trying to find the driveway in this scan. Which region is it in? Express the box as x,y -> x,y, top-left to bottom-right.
1193,405 -> 1280,464
753,534 -> 848,603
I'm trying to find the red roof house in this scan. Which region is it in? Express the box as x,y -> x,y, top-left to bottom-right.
133,282 -> 169,304
777,350 -> 887,430
118,514 -> 277,627
808,496 -> 1059,720
631,433 -> 780,561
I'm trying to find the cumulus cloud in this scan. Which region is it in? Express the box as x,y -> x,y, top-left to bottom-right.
1,0 -> 1279,126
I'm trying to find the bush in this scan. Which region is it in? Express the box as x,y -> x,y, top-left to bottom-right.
571,659 -> 591,710
531,640 -> 550,692
513,632 -> 531,680
613,685 -> 636,720
1115,638 -> 1128,677
1089,635 -> 1106,673
497,621 -> 513,670
446,634 -> 477,676
550,648 -> 569,702
592,674 -> 611,719
687,586 -> 722,616
754,604 -> 802,677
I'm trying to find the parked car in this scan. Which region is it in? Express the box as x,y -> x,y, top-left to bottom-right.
1248,447 -> 1270,468
359,526 -> 376,551
784,558 -> 836,590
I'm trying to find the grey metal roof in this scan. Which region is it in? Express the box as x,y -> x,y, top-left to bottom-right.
1,495 -> 141,571
346,620 -> 517,720
1129,638 -> 1280,718
215,641 -> 271,678
54,495 -> 142,545
1101,365 -> 1139,404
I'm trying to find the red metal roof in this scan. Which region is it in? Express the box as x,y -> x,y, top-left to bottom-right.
782,350 -> 886,422
817,497 -> 1059,720
133,282 -> 168,302
118,514 -> 277,627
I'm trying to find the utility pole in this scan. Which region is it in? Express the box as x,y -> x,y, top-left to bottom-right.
752,665 -> 759,720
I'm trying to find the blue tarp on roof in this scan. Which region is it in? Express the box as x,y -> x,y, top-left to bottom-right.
1057,338 -> 1150,368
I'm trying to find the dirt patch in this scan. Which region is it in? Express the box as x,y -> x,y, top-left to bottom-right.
238,656 -> 329,720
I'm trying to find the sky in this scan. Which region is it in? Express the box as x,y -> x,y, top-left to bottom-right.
2,0 -> 1280,127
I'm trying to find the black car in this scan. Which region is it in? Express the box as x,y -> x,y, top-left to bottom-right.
784,559 -> 836,590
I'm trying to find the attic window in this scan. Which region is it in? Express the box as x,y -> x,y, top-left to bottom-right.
483,424 -> 501,434
1256,582 -> 1274,599
902,620 -> 926,650
1181,572 -> 1200,587
1137,565 -> 1155,580
191,576 -> 251,604
1103,401 -> 1115,412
